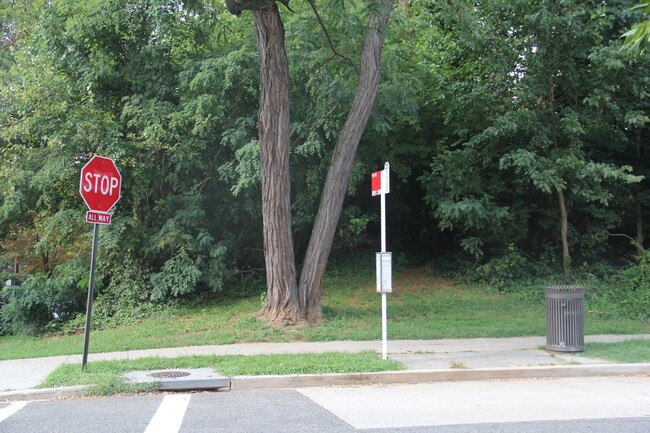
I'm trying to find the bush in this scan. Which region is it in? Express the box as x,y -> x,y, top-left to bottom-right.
472,247 -> 552,292
596,252 -> 650,320
468,248 -> 650,320
0,259 -> 87,335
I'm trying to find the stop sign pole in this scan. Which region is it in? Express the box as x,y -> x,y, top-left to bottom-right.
79,156 -> 121,370
82,223 -> 100,370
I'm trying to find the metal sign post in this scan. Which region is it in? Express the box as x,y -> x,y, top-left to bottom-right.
372,162 -> 391,360
82,223 -> 99,369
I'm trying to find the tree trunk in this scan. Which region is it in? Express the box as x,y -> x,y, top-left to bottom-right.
253,6 -> 301,325
557,189 -> 570,278
635,131 -> 645,255
636,195 -> 645,255
227,0 -> 393,324
298,0 -> 394,323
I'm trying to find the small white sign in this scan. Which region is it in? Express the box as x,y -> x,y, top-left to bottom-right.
86,211 -> 112,225
376,252 -> 392,293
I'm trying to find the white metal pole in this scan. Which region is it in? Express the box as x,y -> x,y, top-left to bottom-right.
381,191 -> 387,252
380,173 -> 388,360
381,292 -> 388,360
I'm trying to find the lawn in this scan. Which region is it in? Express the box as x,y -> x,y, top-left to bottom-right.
41,351 -> 404,395
1,266 -> 648,360
585,339 -> 650,363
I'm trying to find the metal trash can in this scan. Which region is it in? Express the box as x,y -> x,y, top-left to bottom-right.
544,285 -> 585,352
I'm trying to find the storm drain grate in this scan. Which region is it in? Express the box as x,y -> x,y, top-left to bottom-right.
147,371 -> 192,379
124,368 -> 230,391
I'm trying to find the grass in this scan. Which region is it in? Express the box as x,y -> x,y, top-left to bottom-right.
585,339 -> 650,363
41,351 -> 403,396
1,266 -> 649,361
449,360 -> 468,369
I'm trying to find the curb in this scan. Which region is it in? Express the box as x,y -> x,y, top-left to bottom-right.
231,362 -> 650,390
0,385 -> 90,402
2,363 -> 649,401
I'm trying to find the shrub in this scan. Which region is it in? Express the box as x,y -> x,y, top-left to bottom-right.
597,252 -> 650,320
473,246 -> 551,292
0,259 -> 87,334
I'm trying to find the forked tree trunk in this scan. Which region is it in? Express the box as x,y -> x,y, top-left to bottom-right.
298,0 -> 394,323
252,6 -> 301,325
227,0 -> 393,325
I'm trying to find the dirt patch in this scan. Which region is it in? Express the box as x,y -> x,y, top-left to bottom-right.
393,267 -> 464,295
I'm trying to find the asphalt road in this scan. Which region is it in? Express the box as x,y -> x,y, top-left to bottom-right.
1,377 -> 649,433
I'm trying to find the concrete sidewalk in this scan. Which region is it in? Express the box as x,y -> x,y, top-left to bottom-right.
1,334 -> 649,400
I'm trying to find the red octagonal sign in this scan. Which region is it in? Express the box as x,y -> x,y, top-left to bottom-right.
79,156 -> 122,213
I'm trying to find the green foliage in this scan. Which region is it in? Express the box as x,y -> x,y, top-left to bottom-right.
335,206 -> 376,252
596,252 -> 650,319
0,0 -> 263,334
473,247 -> 550,294
465,248 -> 650,320
1,0 -> 649,334
1,258 -> 87,335
419,0 -> 649,266
622,2 -> 650,54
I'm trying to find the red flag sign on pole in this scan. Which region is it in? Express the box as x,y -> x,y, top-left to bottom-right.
371,164 -> 390,196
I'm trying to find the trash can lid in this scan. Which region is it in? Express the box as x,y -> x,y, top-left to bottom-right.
544,285 -> 587,294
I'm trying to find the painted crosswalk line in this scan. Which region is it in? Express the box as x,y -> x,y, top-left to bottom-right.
0,402 -> 29,424
143,394 -> 191,433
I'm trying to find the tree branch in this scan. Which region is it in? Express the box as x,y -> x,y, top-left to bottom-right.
307,0 -> 359,74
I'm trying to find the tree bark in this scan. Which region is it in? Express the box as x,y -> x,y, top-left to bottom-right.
252,5 -> 301,325
557,189 -> 570,278
636,195 -> 644,255
635,130 -> 645,255
298,0 -> 394,322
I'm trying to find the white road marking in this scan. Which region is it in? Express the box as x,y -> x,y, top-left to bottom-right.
0,401 -> 29,423
299,376 -> 650,429
143,394 -> 191,433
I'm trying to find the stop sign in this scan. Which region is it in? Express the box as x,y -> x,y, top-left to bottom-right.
79,156 -> 122,213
